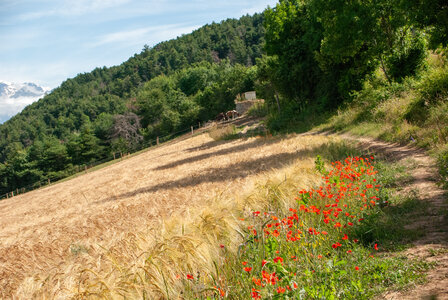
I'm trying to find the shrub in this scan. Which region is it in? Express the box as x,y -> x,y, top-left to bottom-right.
386,34 -> 427,82
247,102 -> 269,118
417,66 -> 448,104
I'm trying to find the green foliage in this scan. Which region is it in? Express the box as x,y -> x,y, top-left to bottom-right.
262,0 -> 441,133
314,155 -> 327,175
386,32 -> 427,82
417,65 -> 448,104
247,101 -> 269,118
403,0 -> 448,50
406,66 -> 448,124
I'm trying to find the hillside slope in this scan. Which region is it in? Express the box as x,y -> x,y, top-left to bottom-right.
0,13 -> 266,195
0,119 -> 332,297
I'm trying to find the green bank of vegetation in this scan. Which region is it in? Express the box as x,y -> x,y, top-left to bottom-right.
258,0 -> 448,189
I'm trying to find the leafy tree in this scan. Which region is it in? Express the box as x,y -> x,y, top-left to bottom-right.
404,0 -> 448,50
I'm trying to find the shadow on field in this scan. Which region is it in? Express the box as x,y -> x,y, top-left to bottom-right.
156,138 -> 283,171
105,142 -> 329,202
184,139 -> 226,152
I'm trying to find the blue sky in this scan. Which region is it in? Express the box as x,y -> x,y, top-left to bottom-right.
0,0 -> 277,89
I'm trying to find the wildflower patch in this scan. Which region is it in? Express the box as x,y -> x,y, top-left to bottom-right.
184,155 -> 431,299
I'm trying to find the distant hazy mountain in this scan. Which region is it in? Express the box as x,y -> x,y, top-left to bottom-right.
0,81 -> 49,123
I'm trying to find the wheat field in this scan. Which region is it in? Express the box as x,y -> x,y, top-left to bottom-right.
0,125 -> 339,298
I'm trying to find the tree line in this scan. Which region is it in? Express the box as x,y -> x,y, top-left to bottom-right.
260,0 -> 447,129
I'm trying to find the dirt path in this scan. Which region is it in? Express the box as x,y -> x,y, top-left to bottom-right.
332,133 -> 448,299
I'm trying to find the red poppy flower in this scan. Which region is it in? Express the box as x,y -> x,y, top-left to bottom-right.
251,288 -> 261,299
332,242 -> 342,249
277,286 -> 286,293
274,256 -> 284,264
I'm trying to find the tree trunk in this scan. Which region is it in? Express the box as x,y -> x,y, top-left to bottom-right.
275,91 -> 281,113
380,55 -> 392,84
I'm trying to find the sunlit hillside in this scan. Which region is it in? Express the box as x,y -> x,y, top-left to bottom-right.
0,119 -> 335,298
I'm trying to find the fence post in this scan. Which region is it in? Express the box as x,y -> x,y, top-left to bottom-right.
48,178 -> 50,185
157,136 -> 159,145
6,193 -> 8,199
16,188 -> 19,195
113,153 -> 116,160
120,152 -> 123,160
191,126 -> 194,135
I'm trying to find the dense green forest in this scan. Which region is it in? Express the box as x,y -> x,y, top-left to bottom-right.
1,0 -> 447,196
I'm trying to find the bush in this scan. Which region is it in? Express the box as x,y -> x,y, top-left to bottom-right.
417,66 -> 448,104
247,102 -> 269,118
386,34 -> 427,82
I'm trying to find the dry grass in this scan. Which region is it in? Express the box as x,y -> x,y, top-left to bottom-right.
208,123 -> 237,141
0,128 -> 340,298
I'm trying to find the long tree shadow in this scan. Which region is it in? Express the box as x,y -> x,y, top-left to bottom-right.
184,139 -> 227,153
155,138 -> 283,171
105,143 -> 329,203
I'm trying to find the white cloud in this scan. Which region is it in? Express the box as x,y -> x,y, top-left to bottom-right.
90,23 -> 200,48
17,0 -> 132,21
0,95 -> 44,123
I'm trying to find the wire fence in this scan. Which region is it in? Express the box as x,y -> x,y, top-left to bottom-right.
0,120 -> 219,201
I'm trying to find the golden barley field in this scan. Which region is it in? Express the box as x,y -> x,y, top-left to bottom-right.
0,123 -> 339,298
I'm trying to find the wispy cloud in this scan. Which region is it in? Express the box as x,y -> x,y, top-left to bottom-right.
90,23 -> 200,48
240,0 -> 276,15
1,0 -> 276,90
17,0 -> 132,21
